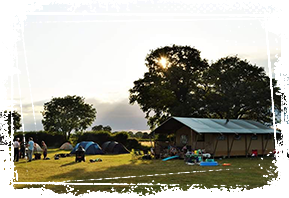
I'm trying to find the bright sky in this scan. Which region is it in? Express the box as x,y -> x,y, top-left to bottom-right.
4,1 -> 281,132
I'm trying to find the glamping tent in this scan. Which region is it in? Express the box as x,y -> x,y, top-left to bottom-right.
60,142 -> 73,151
153,117 -> 280,157
101,141 -> 130,154
70,141 -> 104,155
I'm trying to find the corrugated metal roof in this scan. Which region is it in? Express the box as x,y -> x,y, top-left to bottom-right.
154,117 -> 277,134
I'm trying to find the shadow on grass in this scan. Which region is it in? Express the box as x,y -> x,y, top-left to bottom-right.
60,161 -> 78,167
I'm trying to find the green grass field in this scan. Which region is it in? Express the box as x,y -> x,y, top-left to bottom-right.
14,149 -> 278,195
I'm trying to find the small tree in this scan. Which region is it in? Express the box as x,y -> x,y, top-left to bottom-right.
42,95 -> 96,141
92,125 -> 103,131
135,131 -> 143,139
103,125 -> 112,132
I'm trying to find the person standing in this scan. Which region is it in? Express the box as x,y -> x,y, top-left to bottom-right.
20,138 -> 27,159
27,137 -> 34,162
13,138 -> 20,162
41,141 -> 47,159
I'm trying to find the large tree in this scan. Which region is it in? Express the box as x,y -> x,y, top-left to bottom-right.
42,95 -> 96,140
129,45 -> 281,129
129,45 -> 209,129
203,56 -> 281,124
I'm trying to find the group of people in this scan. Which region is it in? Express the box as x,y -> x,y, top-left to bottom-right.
13,137 -> 48,162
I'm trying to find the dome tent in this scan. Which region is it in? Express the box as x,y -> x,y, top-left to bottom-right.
70,141 -> 104,155
101,141 -> 130,154
60,142 -> 73,151
34,143 -> 42,153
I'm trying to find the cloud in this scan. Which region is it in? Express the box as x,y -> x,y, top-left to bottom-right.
86,97 -> 149,131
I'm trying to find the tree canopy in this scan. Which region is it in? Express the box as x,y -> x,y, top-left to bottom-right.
92,125 -> 112,132
42,95 -> 96,140
129,45 -> 209,129
203,56 -> 281,124
129,45 -> 281,129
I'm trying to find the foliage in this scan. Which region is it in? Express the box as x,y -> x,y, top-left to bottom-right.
92,125 -> 112,132
129,45 -> 281,129
14,131 -> 65,147
92,125 -> 103,131
129,45 -> 209,129
77,131 -> 113,146
42,95 -> 96,141
112,131 -> 129,144
204,56 -> 281,124
103,126 -> 112,132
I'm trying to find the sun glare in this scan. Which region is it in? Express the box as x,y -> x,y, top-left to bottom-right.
160,57 -> 167,68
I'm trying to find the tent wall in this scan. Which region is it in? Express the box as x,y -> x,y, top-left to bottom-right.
175,127 -> 275,157
175,126 -> 193,147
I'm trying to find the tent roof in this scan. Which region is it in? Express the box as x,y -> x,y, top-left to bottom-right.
153,117 -> 278,135
70,141 -> 103,155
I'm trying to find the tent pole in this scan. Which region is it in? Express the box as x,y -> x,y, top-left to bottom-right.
264,134 -> 269,156
191,129 -> 193,149
228,135 -> 235,158
247,135 -> 252,156
194,133 -> 199,150
262,134 -> 264,157
245,134 -> 248,157
227,134 -> 230,158
213,134 -> 220,158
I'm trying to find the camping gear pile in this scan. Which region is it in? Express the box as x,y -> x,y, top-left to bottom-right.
89,158 -> 102,163
54,153 -> 71,160
184,149 -> 218,166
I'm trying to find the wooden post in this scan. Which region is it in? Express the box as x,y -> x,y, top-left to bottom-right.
245,134 -> 248,157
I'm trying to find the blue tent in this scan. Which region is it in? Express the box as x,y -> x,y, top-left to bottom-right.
70,141 -> 104,155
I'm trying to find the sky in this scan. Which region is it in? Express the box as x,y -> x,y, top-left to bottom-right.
3,1 -> 282,133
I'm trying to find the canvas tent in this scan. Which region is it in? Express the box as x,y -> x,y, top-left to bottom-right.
153,117 -> 280,157
70,141 -> 104,155
34,143 -> 42,153
60,142 -> 73,151
101,141 -> 130,154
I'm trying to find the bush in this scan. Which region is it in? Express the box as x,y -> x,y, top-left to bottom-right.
76,131 -> 145,151
15,131 -> 66,148
77,131 -> 113,145
112,131 -> 129,145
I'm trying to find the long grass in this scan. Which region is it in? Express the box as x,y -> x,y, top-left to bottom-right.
14,149 -> 278,195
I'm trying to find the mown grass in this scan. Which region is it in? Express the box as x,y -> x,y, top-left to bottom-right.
13,149 -> 278,195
